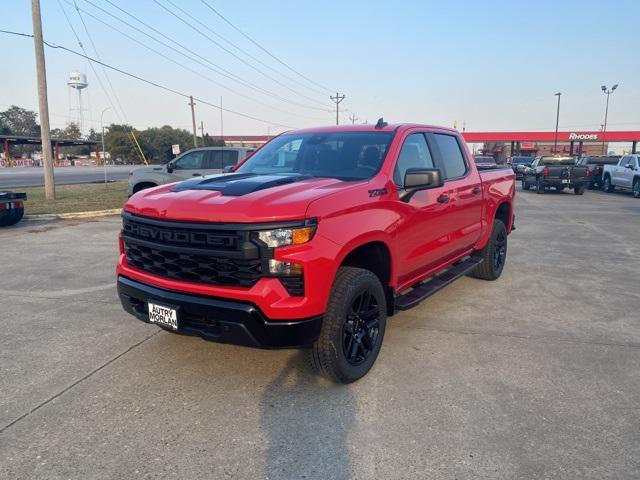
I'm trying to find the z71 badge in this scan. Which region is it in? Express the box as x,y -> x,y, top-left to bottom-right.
368,188 -> 387,197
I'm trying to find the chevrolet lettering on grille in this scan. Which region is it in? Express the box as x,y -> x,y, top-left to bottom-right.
124,222 -> 235,248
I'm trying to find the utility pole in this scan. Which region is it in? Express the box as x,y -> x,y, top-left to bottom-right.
553,92 -> 561,154
330,92 -> 345,125
601,84 -> 618,155
200,121 -> 205,146
188,96 -> 197,147
348,113 -> 358,125
31,0 -> 55,200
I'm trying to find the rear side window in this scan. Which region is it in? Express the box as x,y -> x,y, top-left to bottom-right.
432,134 -> 467,179
393,133 -> 434,185
207,150 -> 239,169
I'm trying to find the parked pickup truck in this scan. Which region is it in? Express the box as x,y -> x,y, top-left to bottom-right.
602,154 -> 640,198
576,155 -> 620,189
521,155 -> 589,194
0,191 -> 26,226
117,122 -> 515,382
127,146 -> 254,196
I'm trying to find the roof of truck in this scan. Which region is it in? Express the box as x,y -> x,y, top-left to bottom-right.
290,123 -> 459,135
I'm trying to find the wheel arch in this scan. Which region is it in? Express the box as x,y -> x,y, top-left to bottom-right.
132,181 -> 158,194
338,239 -> 395,315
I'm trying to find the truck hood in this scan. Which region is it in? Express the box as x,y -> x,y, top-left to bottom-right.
123,173 -> 364,223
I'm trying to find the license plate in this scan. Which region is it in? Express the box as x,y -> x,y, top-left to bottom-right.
562,179 -> 569,183
148,302 -> 178,330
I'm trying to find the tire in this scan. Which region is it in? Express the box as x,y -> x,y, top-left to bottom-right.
522,179 -> 530,191
603,176 -> 614,193
633,178 -> 640,199
536,177 -> 545,194
574,186 -> 585,195
0,208 -> 23,226
306,267 -> 387,383
468,219 -> 507,281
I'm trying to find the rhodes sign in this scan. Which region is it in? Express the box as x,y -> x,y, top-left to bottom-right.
568,132 -> 599,141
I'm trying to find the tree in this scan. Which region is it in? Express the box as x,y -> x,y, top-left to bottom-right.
0,106 -> 39,136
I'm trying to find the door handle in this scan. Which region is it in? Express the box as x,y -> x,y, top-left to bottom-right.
437,194 -> 449,203
472,186 -> 481,194
192,173 -> 202,176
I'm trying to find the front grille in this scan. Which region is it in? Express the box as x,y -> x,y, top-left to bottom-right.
122,213 -> 264,287
122,213 -> 305,295
124,242 -> 262,286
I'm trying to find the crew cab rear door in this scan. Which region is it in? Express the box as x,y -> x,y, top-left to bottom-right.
427,131 -> 483,257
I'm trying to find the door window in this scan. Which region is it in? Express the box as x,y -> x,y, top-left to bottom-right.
393,133 -> 434,185
174,151 -> 205,170
207,150 -> 239,169
432,133 -> 468,179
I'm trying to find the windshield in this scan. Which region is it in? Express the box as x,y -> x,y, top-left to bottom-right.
235,131 -> 394,180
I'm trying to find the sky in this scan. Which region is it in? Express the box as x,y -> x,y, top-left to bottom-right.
1,0 -> 639,136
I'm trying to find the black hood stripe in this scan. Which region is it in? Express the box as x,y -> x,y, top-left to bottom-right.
171,173 -> 313,196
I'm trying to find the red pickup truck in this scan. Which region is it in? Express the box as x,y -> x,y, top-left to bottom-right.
117,122 -> 515,382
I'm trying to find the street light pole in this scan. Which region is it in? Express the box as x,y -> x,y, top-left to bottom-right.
101,107 -> 110,184
601,84 -> 618,155
554,92 -> 561,154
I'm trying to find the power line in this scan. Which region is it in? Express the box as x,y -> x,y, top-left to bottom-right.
0,30 -> 298,129
153,0 -> 329,105
162,0 -> 327,97
199,0 -> 333,94
64,2 -> 327,122
93,0 -> 329,113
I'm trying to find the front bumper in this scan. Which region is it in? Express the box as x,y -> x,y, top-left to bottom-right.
117,276 -> 322,348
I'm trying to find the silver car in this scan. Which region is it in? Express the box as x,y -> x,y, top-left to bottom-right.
127,146 -> 254,196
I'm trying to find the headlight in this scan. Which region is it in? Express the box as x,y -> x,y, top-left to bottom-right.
257,222 -> 316,248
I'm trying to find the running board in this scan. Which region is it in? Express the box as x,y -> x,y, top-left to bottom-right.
395,257 -> 483,311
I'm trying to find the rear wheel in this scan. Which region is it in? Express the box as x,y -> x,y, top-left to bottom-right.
603,176 -> 614,193
574,186 -> 586,195
0,208 -> 24,226
306,267 -> 387,383
521,179 -> 530,190
633,178 -> 640,198
468,219 -> 507,281
536,177 -> 545,194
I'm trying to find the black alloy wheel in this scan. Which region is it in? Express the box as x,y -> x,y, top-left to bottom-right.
342,289 -> 381,366
493,228 -> 507,272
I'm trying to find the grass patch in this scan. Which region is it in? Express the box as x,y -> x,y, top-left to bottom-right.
21,181 -> 128,215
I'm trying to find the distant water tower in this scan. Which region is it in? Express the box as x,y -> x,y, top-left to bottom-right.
68,70 -> 88,134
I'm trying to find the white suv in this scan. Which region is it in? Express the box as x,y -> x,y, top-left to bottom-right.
127,147 -> 253,196
602,154 -> 640,198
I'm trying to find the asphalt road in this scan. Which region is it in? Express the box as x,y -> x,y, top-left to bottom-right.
1,187 -> 639,479
0,166 -> 133,188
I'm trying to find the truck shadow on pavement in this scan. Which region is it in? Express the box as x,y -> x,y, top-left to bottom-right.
260,351 -> 356,480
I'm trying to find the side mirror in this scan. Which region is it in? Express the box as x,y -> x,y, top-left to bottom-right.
400,168 -> 443,201
166,163 -> 174,173
222,165 -> 234,173
625,164 -> 634,169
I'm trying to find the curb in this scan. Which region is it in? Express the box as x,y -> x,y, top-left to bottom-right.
26,208 -> 122,220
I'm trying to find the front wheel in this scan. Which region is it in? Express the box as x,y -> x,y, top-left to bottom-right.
633,178 -> 640,198
522,179 -> 530,191
536,177 -> 545,194
603,176 -> 614,193
574,186 -> 585,195
468,219 -> 507,281
306,267 -> 387,383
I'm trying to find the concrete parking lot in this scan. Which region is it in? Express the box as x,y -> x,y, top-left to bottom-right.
1,187 -> 639,479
